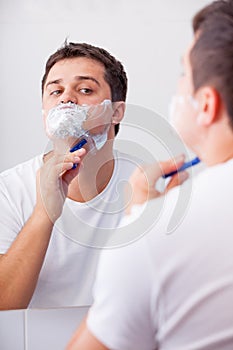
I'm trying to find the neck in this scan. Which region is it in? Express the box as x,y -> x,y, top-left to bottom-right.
69,126 -> 117,202
43,144 -> 115,202
196,118 -> 233,166
68,144 -> 115,202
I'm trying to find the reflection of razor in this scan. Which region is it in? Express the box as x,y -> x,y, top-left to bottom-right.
70,138 -> 87,169
162,157 -> 200,179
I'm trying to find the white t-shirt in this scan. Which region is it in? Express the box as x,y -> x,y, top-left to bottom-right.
0,150 -> 138,308
87,158 -> 233,350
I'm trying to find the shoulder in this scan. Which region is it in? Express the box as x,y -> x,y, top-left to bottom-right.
0,155 -> 43,197
97,236 -> 152,279
0,155 -> 43,182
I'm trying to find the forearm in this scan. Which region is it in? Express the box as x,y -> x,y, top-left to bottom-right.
0,148 -> 85,310
0,206 -> 54,310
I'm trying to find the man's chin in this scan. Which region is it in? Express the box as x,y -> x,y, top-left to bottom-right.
51,136 -> 84,152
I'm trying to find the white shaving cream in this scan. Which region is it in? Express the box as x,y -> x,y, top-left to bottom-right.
45,99 -> 113,150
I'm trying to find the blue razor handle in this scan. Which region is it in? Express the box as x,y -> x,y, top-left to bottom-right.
162,157 -> 200,179
70,138 -> 87,169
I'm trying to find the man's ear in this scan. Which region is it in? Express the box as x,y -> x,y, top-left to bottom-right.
195,87 -> 220,126
112,101 -> 125,125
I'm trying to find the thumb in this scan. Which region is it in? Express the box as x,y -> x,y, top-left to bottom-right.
165,170 -> 189,192
159,154 -> 185,178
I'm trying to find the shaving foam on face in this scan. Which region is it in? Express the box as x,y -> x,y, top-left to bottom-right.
46,102 -> 88,139
45,99 -> 113,151
169,94 -> 198,127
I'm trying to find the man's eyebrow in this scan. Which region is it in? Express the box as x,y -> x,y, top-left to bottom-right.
45,79 -> 62,89
45,76 -> 101,89
75,76 -> 100,86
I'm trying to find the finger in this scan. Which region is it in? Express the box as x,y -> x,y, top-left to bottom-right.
59,149 -> 86,182
46,158 -> 78,180
165,170 -> 189,192
51,148 -> 86,175
62,163 -> 82,185
159,154 -> 185,177
69,148 -> 86,169
69,148 -> 86,157
133,163 -> 160,189
52,148 -> 86,163
66,148 -> 86,163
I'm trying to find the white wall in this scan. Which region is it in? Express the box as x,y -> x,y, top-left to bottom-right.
0,306 -> 89,350
0,0 -> 210,172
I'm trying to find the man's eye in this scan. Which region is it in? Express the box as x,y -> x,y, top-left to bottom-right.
50,90 -> 61,95
80,88 -> 93,95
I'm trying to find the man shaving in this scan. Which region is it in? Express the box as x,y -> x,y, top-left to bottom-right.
0,42 -> 185,310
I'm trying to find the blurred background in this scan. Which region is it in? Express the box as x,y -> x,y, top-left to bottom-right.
0,0 -> 210,171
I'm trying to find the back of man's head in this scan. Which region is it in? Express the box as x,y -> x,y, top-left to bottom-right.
190,0 -> 233,129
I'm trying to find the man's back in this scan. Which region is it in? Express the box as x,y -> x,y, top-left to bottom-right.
87,159 -> 233,349
148,159 -> 233,348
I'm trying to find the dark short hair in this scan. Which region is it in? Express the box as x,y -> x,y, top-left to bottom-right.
190,0 -> 233,129
41,41 -> 128,135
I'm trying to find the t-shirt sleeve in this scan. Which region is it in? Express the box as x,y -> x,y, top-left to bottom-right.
0,180 -> 22,254
87,239 -> 158,350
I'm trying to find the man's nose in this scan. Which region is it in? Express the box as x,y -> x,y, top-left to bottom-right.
60,90 -> 78,104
